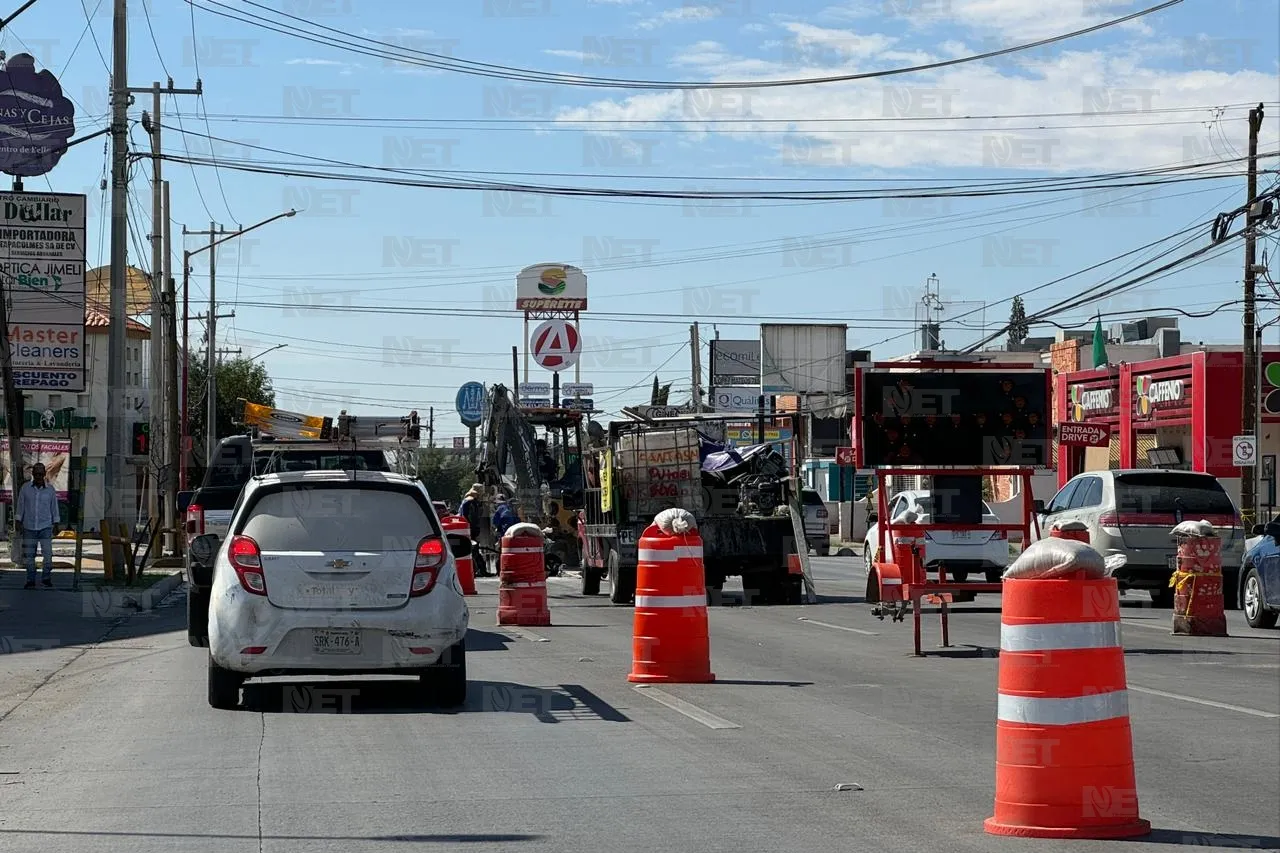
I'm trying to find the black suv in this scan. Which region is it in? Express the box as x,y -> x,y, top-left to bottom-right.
183,435 -> 394,647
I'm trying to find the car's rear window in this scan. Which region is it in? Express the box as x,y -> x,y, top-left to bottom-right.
1114,473 -> 1234,515
238,485 -> 435,551
253,450 -> 388,474
802,491 -> 825,506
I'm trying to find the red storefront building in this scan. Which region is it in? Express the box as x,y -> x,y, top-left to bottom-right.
1057,349 -> 1280,514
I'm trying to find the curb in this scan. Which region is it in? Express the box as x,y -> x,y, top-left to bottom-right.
78,572 -> 184,618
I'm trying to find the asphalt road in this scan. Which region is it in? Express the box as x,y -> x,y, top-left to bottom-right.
1,557 -> 1277,853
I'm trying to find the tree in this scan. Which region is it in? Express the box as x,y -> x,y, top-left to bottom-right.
1007,295 -> 1029,347
185,354 -> 276,463
416,446 -> 475,506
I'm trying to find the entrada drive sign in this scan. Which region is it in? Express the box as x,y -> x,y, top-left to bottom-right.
1058,422 -> 1111,448
1136,376 -> 1184,417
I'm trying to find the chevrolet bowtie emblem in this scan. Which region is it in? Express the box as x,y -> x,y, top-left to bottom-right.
326,559 -> 351,569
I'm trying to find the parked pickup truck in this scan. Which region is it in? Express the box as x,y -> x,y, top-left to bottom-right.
182,435 -> 397,647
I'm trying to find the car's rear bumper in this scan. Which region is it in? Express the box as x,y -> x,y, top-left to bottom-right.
210,585 -> 468,674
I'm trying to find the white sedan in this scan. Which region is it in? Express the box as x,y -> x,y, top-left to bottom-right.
198,470 -> 469,710
864,489 -> 1010,583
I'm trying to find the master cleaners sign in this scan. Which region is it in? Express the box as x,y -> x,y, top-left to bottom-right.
1,192 -> 87,391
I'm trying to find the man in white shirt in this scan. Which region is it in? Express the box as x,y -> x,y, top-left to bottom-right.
15,463 -> 61,589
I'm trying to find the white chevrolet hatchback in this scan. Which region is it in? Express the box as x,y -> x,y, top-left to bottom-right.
197,470 -> 469,710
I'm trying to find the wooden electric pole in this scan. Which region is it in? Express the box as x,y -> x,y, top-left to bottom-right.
1241,103 -> 1265,527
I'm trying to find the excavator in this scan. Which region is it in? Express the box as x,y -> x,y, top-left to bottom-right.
473,384 -> 593,576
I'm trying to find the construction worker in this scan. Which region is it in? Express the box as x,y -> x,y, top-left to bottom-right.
458,484 -> 487,575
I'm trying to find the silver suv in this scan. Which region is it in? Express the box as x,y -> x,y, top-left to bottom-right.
1033,469 -> 1243,606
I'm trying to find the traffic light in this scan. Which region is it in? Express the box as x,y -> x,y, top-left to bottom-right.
132,422 -> 149,455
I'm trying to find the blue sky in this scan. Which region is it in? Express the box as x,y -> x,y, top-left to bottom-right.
3,0 -> 1277,443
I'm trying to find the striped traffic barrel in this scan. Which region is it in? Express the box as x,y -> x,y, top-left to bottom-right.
627,522 -> 714,684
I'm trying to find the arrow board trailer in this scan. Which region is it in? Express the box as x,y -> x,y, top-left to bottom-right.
580,417 -> 805,607
853,361 -> 1048,656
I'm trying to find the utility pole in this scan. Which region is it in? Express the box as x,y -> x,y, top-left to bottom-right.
690,322 -> 702,412
105,0 -> 131,533
1241,103 -> 1265,527
428,407 -> 435,447
133,79 -> 200,546
163,181 -> 180,554
205,222 -> 218,467
0,273 -> 23,561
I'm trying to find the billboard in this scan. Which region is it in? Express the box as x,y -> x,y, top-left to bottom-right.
0,54 -> 76,178
0,437 -> 71,501
516,262 -> 587,311
1,192 -> 87,391
856,369 -> 1051,467
760,324 -> 846,394
710,339 -> 760,386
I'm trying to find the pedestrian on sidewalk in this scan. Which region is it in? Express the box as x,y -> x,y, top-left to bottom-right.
15,463 -> 60,590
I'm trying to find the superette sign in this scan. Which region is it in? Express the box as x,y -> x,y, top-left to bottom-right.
1,192 -> 86,391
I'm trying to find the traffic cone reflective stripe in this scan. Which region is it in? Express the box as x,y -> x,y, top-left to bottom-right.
985,576 -> 1150,840
634,594 -> 708,608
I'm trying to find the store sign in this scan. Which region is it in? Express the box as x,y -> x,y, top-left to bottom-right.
2,191 -> 87,392
1136,375 -> 1184,417
712,386 -> 761,413
710,339 -> 760,386
1068,385 -> 1113,421
1059,422 -> 1111,448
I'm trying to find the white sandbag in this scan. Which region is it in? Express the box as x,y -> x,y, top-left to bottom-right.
505,522 -> 545,540
1004,537 -> 1107,580
654,508 -> 698,535
1172,519 -> 1216,538
1052,520 -> 1089,532
891,508 -> 919,524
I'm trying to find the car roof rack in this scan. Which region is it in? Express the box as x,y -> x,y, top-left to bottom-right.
239,400 -> 422,448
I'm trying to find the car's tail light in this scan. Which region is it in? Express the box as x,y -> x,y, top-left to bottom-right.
185,503 -> 204,543
228,535 -> 266,596
411,536 -> 446,597
1099,511 -> 1119,527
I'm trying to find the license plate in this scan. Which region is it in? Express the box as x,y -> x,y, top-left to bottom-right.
1167,555 -> 1178,570
951,531 -> 972,540
313,629 -> 361,655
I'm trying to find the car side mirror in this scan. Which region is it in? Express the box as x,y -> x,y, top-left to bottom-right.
1265,522 -> 1280,542
867,513 -> 878,525
189,534 -> 220,567
1252,524 -> 1266,536
1032,499 -> 1046,515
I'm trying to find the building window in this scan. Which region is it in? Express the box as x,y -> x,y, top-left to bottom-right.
77,394 -> 90,410
48,394 -> 62,409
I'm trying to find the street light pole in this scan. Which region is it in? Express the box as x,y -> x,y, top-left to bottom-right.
248,344 -> 287,363
179,209 -> 297,485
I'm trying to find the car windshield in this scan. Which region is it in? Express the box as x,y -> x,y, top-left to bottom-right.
913,496 -> 995,516
802,491 -> 824,505
238,485 -> 435,551
1114,473 -> 1235,515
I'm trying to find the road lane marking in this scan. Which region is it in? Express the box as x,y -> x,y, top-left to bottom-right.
1185,662 -> 1280,669
1129,685 -> 1279,719
633,686 -> 741,729
798,617 -> 878,636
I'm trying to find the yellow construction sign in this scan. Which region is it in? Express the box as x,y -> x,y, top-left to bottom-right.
242,401 -> 328,440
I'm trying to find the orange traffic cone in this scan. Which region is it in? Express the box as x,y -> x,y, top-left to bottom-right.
985,575 -> 1150,839
628,523 -> 714,684
440,516 -> 477,596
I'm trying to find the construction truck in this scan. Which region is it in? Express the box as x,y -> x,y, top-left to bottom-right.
474,385 -> 590,577
182,401 -> 422,648
580,413 -> 806,606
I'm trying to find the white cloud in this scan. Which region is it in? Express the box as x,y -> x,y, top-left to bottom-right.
894,0 -> 1155,41
544,49 -> 606,62
553,43 -> 1279,172
638,5 -> 722,30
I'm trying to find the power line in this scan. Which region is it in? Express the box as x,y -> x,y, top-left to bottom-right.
186,0 -> 1181,90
